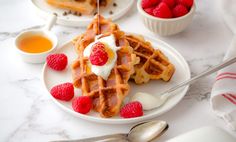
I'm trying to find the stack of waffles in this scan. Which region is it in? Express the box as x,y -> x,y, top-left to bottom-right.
71,15 -> 175,117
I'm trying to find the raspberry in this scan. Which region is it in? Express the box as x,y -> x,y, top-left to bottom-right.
144,7 -> 155,16
72,96 -> 92,114
89,42 -> 108,66
176,0 -> 193,8
46,53 -> 68,71
50,83 -> 74,101
120,101 -> 143,118
172,4 -> 188,17
161,0 -> 175,8
153,2 -> 172,18
141,0 -> 159,9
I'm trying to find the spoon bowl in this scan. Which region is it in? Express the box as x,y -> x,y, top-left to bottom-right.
128,120 -> 168,142
131,92 -> 167,110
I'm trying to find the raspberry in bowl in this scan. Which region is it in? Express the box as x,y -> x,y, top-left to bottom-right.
137,0 -> 196,36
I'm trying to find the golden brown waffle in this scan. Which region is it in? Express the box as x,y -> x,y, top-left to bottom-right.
125,34 -> 175,84
72,14 -> 119,53
46,0 -> 111,15
71,15 -> 136,117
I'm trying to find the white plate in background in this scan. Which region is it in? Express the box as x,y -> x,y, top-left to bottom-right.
42,33 -> 190,124
31,0 -> 134,27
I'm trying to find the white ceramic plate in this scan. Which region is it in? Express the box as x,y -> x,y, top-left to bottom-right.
31,0 -> 134,27
42,34 -> 190,124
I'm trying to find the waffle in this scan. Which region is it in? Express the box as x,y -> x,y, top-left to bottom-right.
46,0 -> 112,15
71,15 -> 137,117
125,34 -> 175,84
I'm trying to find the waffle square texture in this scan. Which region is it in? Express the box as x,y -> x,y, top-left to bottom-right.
125,34 -> 175,84
71,15 -> 136,117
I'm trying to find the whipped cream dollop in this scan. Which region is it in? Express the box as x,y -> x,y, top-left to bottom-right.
83,34 -> 120,80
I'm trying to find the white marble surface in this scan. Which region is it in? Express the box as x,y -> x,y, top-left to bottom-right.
0,0 -> 235,141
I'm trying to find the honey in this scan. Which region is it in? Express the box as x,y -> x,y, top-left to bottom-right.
104,43 -> 115,63
19,35 -> 53,53
86,62 -> 92,73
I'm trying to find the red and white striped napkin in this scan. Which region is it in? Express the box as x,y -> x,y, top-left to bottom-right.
210,0 -> 236,131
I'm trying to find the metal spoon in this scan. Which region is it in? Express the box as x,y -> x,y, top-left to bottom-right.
50,120 -> 168,142
131,56 -> 236,110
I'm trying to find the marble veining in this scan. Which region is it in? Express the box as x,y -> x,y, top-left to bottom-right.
0,0 -> 235,142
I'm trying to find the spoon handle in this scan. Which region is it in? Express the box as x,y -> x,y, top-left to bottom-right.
50,133 -> 127,142
44,13 -> 57,31
162,56 -> 236,97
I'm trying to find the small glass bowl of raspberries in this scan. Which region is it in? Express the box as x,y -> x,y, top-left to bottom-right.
137,0 -> 196,36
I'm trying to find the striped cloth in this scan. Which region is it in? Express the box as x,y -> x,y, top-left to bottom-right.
211,0 -> 236,131
211,37 -> 236,131
211,38 -> 236,131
